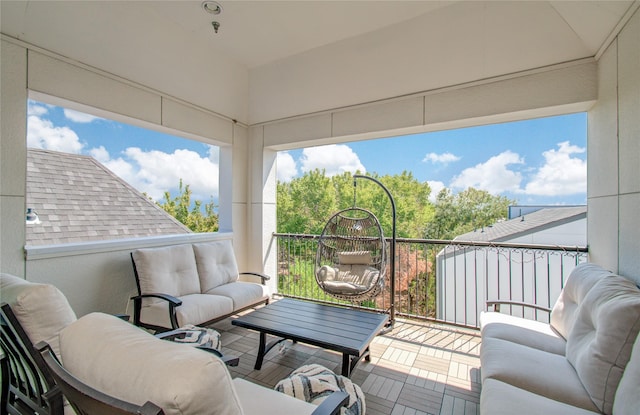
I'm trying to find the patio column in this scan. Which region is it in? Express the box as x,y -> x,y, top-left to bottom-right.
247,125 -> 278,294
0,40 -> 28,277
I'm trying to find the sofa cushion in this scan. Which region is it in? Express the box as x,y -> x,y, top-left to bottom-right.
481,337 -> 599,412
480,311 -> 566,355
59,312 -> 243,415
613,333 -> 640,415
233,378 -> 317,415
480,379 -> 600,415
566,275 -> 640,415
550,262 -> 613,340
0,273 -> 77,358
133,244 -> 201,302
140,293 -> 234,328
193,240 -> 240,292
208,282 -> 269,310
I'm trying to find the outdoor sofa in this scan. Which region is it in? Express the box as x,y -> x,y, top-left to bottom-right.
131,239 -> 271,331
479,262 -> 640,414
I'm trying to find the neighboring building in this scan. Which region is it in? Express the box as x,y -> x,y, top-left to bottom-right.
26,148 -> 190,246
436,206 -> 587,327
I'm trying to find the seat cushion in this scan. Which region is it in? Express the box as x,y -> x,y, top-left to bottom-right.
481,337 -> 599,412
275,364 -> 365,415
0,273 -> 77,358
613,333 -> 640,415
193,240 -> 240,292
480,311 -> 566,355
550,262 -> 613,339
60,313 -> 243,415
208,282 -> 270,310
140,293 -> 233,328
233,378 -> 317,415
132,244 -> 201,303
566,275 -> 640,414
481,379 -> 600,415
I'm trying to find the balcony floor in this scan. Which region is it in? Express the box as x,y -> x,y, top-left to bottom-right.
210,301 -> 482,415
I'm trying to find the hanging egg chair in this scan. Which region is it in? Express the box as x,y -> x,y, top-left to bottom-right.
315,207 -> 387,302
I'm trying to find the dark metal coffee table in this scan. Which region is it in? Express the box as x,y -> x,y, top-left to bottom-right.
232,298 -> 389,377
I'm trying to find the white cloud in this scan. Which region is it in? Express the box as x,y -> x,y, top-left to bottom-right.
427,180 -> 446,202
300,144 -> 365,176
524,141 -> 586,196
423,152 -> 461,164
63,108 -> 101,123
28,102 -> 49,117
89,146 -> 110,163
450,151 -> 524,194
277,152 -> 298,182
27,115 -> 84,153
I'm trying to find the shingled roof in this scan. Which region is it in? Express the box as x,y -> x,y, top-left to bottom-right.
454,206 -> 587,243
26,148 -> 191,245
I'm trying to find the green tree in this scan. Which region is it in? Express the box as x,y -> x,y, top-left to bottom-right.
157,179 -> 219,233
425,187 -> 513,239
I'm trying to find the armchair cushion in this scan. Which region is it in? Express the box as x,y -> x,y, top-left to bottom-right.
566,275 -> 640,414
59,312 -> 243,415
613,333 -> 640,414
0,273 -> 76,358
193,240 -> 240,292
550,263 -> 614,339
132,244 -> 201,303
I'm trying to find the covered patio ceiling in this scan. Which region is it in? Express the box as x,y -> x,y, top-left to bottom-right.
1,1 -> 637,124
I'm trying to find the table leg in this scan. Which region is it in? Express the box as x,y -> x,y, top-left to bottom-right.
254,332 -> 288,371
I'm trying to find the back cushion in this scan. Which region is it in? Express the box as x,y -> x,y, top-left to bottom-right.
550,263 -> 614,339
566,275 -> 640,415
0,273 -> 77,358
132,244 -> 201,301
339,251 -> 372,265
60,313 -> 243,415
193,240 -> 239,293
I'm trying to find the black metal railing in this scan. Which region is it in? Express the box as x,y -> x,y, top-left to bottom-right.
274,233 -> 588,329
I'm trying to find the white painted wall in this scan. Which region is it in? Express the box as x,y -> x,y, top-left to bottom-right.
588,8 -> 640,284
505,219 -> 586,246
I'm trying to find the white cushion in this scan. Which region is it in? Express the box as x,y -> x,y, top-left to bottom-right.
481,337 -> 599,412
613,333 -> 640,415
233,378 -> 317,415
140,293 -> 234,328
566,275 -> 640,414
338,251 -> 372,265
480,311 -> 566,355
550,263 -> 614,339
59,313 -> 243,415
481,379 -> 600,415
132,244 -> 201,302
193,240 -> 240,292
208,281 -> 270,310
0,273 -> 76,358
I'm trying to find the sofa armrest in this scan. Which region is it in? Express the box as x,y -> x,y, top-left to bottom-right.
486,300 -> 551,314
240,272 -> 271,285
130,293 -> 182,329
310,391 -> 349,415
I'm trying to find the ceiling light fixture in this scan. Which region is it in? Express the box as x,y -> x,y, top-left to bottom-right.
202,1 -> 222,15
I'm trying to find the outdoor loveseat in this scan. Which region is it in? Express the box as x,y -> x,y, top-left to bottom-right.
131,239 -> 271,331
479,263 -> 640,414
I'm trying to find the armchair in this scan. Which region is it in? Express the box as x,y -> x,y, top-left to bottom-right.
54,312 -> 350,415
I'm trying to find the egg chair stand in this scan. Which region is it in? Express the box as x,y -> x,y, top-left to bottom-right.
315,174 -> 396,329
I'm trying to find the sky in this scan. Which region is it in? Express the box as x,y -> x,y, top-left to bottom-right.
27,99 -> 587,207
